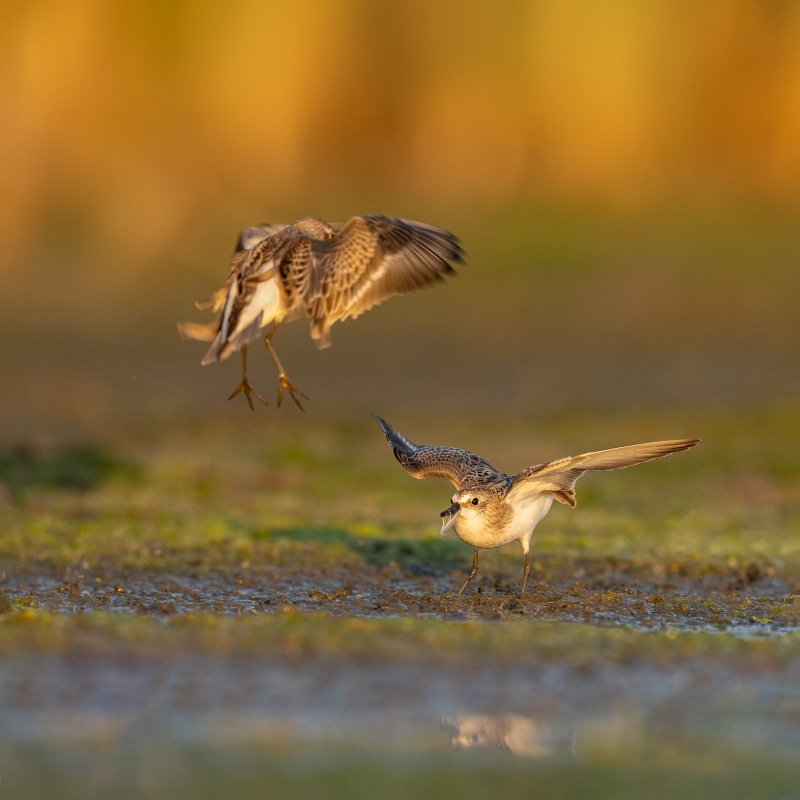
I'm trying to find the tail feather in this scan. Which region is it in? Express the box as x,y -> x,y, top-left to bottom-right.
194,285 -> 230,312
200,313 -> 264,365
177,320 -> 219,342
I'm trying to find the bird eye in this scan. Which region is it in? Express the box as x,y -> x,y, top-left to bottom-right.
471,497 -> 479,505
471,734 -> 479,742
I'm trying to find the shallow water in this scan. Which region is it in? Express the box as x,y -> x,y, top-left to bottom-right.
1,638 -> 799,799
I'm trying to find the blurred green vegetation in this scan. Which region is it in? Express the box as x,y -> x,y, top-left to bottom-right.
0,608 -> 796,665
1,407 -> 798,588
0,442 -> 139,504
2,748 -> 798,800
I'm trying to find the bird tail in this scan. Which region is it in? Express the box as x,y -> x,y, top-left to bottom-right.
176,320 -> 232,365
309,322 -> 332,349
199,314 -> 264,365
373,415 -> 418,460
177,320 -> 218,342
194,286 -> 229,312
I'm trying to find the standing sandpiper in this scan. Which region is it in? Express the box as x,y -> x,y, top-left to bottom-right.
374,415 -> 699,595
179,215 -> 463,410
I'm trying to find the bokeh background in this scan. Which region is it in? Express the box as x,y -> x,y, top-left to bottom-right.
3,6 -> 800,794
1,0 -> 799,440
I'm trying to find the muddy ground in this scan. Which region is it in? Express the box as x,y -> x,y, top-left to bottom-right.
3,564 -> 800,633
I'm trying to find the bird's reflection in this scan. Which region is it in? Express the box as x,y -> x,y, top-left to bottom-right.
441,713 -> 576,759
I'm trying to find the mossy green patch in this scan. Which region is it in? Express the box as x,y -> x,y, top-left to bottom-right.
0,442 -> 140,503
1,608 -> 799,664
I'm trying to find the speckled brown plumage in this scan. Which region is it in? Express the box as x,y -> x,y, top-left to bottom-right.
373,415 -> 510,494
374,415 -> 700,595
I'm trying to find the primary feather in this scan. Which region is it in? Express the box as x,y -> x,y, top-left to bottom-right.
508,439 -> 700,507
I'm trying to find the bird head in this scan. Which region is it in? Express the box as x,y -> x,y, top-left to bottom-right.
440,715 -> 507,751
439,488 -> 494,535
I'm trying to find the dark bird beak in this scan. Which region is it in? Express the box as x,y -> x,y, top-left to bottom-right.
439,502 -> 461,536
440,502 -> 460,518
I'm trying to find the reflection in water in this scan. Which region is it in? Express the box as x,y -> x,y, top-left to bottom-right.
441,713 -> 576,759
2,641 -> 799,800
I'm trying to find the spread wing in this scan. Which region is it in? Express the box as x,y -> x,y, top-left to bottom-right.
374,415 -> 506,490
507,439 -> 700,508
399,445 -> 503,490
302,215 -> 463,347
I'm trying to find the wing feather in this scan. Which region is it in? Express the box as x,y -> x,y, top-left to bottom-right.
507,439 -> 700,507
374,415 -> 505,490
303,216 -> 463,346
279,238 -> 316,314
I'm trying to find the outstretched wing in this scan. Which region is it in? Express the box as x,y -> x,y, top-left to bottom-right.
402,445 -> 502,489
507,439 -> 700,508
302,215 -> 463,347
374,415 -> 504,490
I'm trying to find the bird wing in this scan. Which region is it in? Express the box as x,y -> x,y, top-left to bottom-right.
374,415 -> 504,490
300,215 -> 463,347
402,445 -> 505,489
506,439 -> 700,508
276,237 -> 316,313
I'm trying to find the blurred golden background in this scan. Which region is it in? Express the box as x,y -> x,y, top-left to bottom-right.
1,0 -> 799,438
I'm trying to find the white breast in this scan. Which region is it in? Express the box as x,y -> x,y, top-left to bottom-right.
453,494 -> 554,551
234,276 -> 282,335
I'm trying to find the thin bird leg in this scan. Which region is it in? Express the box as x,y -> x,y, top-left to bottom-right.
520,552 -> 531,596
264,325 -> 309,411
458,549 -> 480,595
227,345 -> 269,411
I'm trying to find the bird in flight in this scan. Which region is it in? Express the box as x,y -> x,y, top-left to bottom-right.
374,415 -> 699,596
179,215 -> 463,410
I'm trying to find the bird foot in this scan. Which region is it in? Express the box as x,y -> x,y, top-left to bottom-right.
228,378 -> 269,411
276,373 -> 309,411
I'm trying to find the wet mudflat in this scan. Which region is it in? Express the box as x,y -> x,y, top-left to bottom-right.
4,566 -> 800,634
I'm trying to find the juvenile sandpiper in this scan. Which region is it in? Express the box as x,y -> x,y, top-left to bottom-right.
179,215 -> 463,410
374,415 -> 699,595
